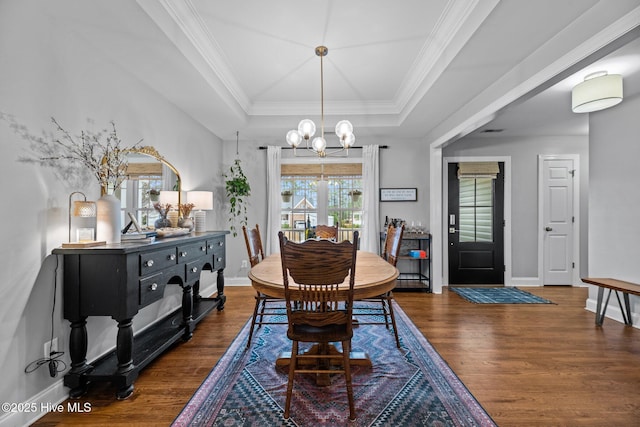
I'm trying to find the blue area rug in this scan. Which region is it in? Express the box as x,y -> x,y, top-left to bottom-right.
173,302 -> 496,426
451,287 -> 554,304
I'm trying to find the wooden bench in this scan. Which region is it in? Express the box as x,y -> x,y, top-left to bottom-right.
581,278 -> 640,326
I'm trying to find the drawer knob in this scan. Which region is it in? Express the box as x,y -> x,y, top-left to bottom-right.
200,246 -> 206,252
149,283 -> 158,291
168,254 -> 176,261
207,244 -> 213,249
145,259 -> 154,267
218,241 -> 224,247
180,251 -> 187,257
191,267 -> 198,273
217,257 -> 223,262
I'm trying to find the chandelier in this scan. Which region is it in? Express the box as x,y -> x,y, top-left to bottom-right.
285,46 -> 355,157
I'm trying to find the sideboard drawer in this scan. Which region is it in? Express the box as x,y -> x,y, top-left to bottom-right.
212,249 -> 225,270
177,242 -> 208,264
140,248 -> 177,275
207,237 -> 225,253
139,273 -> 166,306
185,260 -> 202,282
208,237 -> 226,270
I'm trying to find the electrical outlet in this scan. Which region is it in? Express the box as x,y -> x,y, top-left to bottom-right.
44,337 -> 58,358
241,260 -> 248,268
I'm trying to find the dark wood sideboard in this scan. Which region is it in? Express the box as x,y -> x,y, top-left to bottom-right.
52,231 -> 229,399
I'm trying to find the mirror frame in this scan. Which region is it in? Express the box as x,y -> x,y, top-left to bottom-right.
101,146 -> 182,206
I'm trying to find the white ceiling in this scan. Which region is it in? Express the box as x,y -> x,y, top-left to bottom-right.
67,0 -> 640,144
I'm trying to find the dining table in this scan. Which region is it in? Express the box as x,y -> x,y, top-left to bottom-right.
249,250 -> 399,301
248,250 -> 399,382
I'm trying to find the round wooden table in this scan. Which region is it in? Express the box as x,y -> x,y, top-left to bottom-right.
249,250 -> 399,379
249,250 -> 399,299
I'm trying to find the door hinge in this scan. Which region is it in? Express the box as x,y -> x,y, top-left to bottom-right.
570,169 -> 576,177
572,262 -> 575,269
572,216 -> 575,223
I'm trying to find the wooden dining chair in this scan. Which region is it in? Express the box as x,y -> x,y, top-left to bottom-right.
353,223 -> 404,348
314,224 -> 338,240
243,224 -> 285,348
278,230 -> 358,421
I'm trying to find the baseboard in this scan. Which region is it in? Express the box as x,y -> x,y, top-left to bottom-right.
223,277 -> 252,286
0,380 -> 67,427
509,277 -> 541,287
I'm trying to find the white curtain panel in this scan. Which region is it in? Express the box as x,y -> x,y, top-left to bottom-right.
361,145 -> 380,252
266,146 -> 281,255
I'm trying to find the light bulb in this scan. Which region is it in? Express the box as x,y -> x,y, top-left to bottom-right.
341,132 -> 356,148
286,130 -> 302,147
335,120 -> 353,138
312,136 -> 326,153
298,119 -> 316,140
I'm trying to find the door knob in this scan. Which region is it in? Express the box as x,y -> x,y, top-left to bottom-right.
545,226 -> 553,231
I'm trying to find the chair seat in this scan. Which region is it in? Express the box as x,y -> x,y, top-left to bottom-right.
288,323 -> 352,343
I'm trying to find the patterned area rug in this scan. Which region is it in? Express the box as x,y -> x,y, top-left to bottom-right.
173,303 -> 496,426
451,287 -> 554,304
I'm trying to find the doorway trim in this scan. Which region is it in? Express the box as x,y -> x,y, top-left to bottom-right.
537,154 -> 580,286
443,156 -> 512,287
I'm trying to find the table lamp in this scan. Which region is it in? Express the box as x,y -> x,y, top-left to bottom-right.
187,191 -> 213,232
63,191 -> 98,247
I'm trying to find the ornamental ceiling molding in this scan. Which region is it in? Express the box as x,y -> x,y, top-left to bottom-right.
137,0 -> 486,120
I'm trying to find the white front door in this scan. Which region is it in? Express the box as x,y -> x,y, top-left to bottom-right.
542,158 -> 575,285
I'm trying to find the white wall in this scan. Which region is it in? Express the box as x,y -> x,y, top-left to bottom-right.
443,135 -> 589,280
0,2 -> 223,425
588,86 -> 640,324
379,139 -> 430,230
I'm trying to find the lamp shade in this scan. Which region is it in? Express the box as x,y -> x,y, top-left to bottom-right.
73,200 -> 96,217
572,72 -> 623,113
187,191 -> 213,210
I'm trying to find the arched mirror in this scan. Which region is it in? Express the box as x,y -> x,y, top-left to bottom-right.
117,146 -> 182,229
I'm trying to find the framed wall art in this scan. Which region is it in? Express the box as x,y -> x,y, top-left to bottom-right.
380,188 -> 417,202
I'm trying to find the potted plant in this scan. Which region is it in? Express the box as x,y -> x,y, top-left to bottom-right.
224,159 -> 251,237
281,190 -> 293,203
149,189 -> 160,202
349,189 -> 362,202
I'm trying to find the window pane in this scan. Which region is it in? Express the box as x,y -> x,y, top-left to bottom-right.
475,178 -> 493,205
476,206 -> 493,242
459,178 -> 475,206
459,207 -> 475,242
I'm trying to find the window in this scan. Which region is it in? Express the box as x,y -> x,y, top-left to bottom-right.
458,177 -> 493,242
280,163 -> 362,242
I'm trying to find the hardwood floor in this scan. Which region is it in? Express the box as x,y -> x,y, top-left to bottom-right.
32,285 -> 640,426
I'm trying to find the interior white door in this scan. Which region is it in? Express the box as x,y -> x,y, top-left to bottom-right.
542,158 -> 574,285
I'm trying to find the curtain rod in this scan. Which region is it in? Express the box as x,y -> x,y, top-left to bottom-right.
258,145 -> 388,150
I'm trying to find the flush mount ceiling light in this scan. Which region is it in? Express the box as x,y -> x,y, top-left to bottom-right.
572,71 -> 623,113
285,46 -> 355,157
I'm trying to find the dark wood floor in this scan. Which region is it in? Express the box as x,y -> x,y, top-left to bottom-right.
32,285 -> 640,426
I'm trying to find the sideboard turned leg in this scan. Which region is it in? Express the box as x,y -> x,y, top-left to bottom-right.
65,318 -> 91,398
182,284 -> 194,340
216,268 -> 226,310
115,318 -> 135,399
